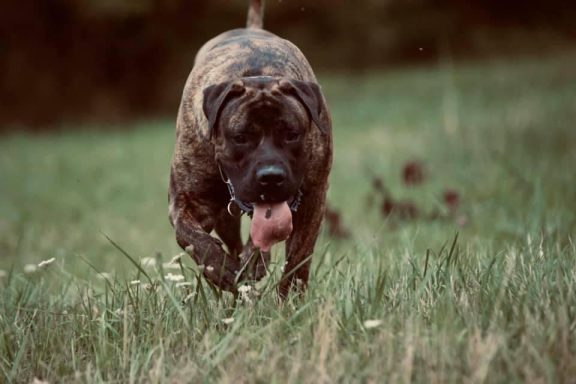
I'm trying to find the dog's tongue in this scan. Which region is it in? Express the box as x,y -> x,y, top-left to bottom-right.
250,201 -> 293,252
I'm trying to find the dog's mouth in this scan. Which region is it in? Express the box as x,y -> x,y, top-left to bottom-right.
222,171 -> 299,251
250,201 -> 293,252
252,190 -> 290,204
236,181 -> 299,208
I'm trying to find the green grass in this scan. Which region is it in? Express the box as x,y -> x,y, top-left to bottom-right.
1,52 -> 576,383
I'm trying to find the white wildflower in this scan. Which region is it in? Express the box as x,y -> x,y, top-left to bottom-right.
38,257 -> 56,268
238,285 -> 252,293
238,285 -> 252,304
140,257 -> 157,267
165,273 -> 185,282
129,280 -> 141,286
363,319 -> 383,329
24,264 -> 38,273
176,281 -> 193,288
206,265 -> 214,272
237,284 -> 259,305
221,317 -> 234,325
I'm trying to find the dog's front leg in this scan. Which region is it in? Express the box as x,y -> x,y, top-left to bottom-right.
172,207 -> 242,293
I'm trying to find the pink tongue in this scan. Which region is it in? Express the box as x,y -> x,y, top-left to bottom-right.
250,201 -> 293,252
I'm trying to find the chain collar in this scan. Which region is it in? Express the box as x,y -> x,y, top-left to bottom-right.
218,163 -> 302,218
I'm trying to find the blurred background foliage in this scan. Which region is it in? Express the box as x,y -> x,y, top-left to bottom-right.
1,0 -> 575,130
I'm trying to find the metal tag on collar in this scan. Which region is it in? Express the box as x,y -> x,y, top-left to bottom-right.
219,163 -> 253,217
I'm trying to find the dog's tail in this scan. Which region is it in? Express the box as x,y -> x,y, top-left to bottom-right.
246,0 -> 264,29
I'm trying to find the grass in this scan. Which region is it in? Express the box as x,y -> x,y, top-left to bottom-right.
1,51 -> 576,383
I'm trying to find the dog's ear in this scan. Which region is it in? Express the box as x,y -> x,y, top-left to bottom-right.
279,79 -> 330,135
203,80 -> 245,139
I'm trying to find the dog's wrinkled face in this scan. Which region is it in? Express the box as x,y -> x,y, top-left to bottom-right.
203,76 -> 327,204
217,89 -> 307,203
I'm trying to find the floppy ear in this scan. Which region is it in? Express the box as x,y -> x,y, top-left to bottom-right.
279,79 -> 329,134
202,80 -> 245,139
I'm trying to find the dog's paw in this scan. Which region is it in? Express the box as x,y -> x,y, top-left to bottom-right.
201,254 -> 242,293
185,232 -> 242,292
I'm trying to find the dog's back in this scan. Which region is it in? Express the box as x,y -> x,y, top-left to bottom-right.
193,1 -> 316,82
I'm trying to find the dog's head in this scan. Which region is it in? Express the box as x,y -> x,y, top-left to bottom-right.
203,76 -> 328,204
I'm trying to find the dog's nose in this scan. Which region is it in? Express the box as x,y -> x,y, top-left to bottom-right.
256,165 -> 286,186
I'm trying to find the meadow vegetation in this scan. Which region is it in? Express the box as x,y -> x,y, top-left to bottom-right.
1,52 -> 575,383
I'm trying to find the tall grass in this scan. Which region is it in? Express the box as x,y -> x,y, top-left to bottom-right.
1,52 -> 575,382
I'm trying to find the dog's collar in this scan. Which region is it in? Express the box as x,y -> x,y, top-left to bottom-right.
218,163 -> 302,217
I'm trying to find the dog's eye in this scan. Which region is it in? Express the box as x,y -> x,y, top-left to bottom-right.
285,131 -> 301,143
232,134 -> 248,144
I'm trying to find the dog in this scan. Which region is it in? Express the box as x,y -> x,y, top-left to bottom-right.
169,0 -> 332,297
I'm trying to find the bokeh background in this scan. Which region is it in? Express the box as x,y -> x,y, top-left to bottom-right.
2,0 -> 575,129
2,2 -> 576,382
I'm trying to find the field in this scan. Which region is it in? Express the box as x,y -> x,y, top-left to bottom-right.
1,52 -> 576,383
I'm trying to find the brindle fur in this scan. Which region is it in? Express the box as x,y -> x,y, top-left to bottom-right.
169,0 -> 332,296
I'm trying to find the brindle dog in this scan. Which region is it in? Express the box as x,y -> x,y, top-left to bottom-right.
169,0 -> 332,297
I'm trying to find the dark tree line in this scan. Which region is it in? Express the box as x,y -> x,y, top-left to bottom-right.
1,0 -> 574,129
